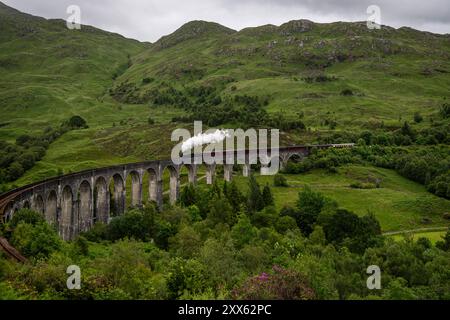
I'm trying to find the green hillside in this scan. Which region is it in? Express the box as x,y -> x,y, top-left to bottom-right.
0,1 -> 148,140
0,2 -> 450,301
0,2 -> 449,232
113,19 -> 450,131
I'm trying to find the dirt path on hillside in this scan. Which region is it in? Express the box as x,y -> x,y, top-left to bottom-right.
383,227 -> 448,236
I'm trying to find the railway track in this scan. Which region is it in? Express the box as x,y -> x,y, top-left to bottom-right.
0,237 -> 27,263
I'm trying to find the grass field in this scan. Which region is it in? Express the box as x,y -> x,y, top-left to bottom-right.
391,231 -> 447,244
232,165 -> 450,232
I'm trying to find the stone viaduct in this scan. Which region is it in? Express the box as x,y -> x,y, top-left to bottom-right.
0,144 -> 354,240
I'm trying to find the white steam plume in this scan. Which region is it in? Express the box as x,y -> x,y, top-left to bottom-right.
181,129 -> 231,153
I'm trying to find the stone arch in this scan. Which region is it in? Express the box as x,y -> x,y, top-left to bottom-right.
61,185 -> 74,240
78,180 -> 93,233
223,164 -> 233,182
127,171 -> 142,208
286,153 -> 304,163
205,164 -> 216,185
94,176 -> 109,224
146,168 -> 160,205
183,164 -> 197,184
33,194 -> 45,215
23,200 -> 30,209
110,174 -> 125,216
3,201 -> 14,223
45,190 -> 58,225
195,163 -> 215,185
163,165 -> 179,205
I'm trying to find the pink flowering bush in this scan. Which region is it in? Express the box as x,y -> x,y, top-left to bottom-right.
232,265 -> 316,300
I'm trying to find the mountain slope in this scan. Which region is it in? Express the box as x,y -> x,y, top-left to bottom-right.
0,2 -> 449,191
0,1 -> 148,141
112,18 -> 450,132
155,20 -> 236,49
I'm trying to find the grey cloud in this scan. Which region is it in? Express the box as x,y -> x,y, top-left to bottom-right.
2,0 -> 449,42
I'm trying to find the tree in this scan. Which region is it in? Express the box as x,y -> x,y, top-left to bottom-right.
224,180 -> 244,214
210,180 -> 222,199
295,186 -> 326,235
340,89 -> 354,96
8,208 -> 44,228
10,221 -> 62,259
166,257 -> 207,299
142,77 -> 154,84
6,162 -> 24,181
309,225 -> 326,246
15,134 -> 32,146
322,209 -> 361,244
321,209 -> 381,253
247,175 -> 264,212
107,207 -> 157,242
74,236 -> 89,256
180,184 -> 196,207
68,115 -> 88,129
187,205 -> 202,222
439,103 -> 450,118
274,174 -> 288,187
401,121 -> 415,139
169,225 -> 202,258
414,112 -> 423,123
252,206 -> 278,228
199,238 -> 241,288
360,131 -> 373,145
231,214 -> 257,249
17,152 -> 36,170
207,196 -> 234,225
275,216 -> 298,234
382,278 -> 418,300
436,228 -> 450,251
262,184 -> 274,207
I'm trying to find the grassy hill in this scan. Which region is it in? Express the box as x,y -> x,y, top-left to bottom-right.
0,1 -> 174,179
1,2 -> 449,168
113,19 -> 450,131
233,165 -> 450,232
0,1 -> 149,139
0,2 -> 448,234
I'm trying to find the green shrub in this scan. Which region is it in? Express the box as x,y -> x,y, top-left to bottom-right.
82,223 -> 109,242
10,221 -> 62,259
340,89 -> 354,96
414,112 -> 423,123
439,103 -> 450,118
142,77 -> 154,84
274,174 -> 288,187
295,186 -> 327,235
9,209 -> 44,229
68,115 -> 88,129
231,214 -> 257,249
107,208 -> 156,242
73,236 -> 89,256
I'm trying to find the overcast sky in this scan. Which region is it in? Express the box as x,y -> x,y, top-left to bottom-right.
3,0 -> 449,42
